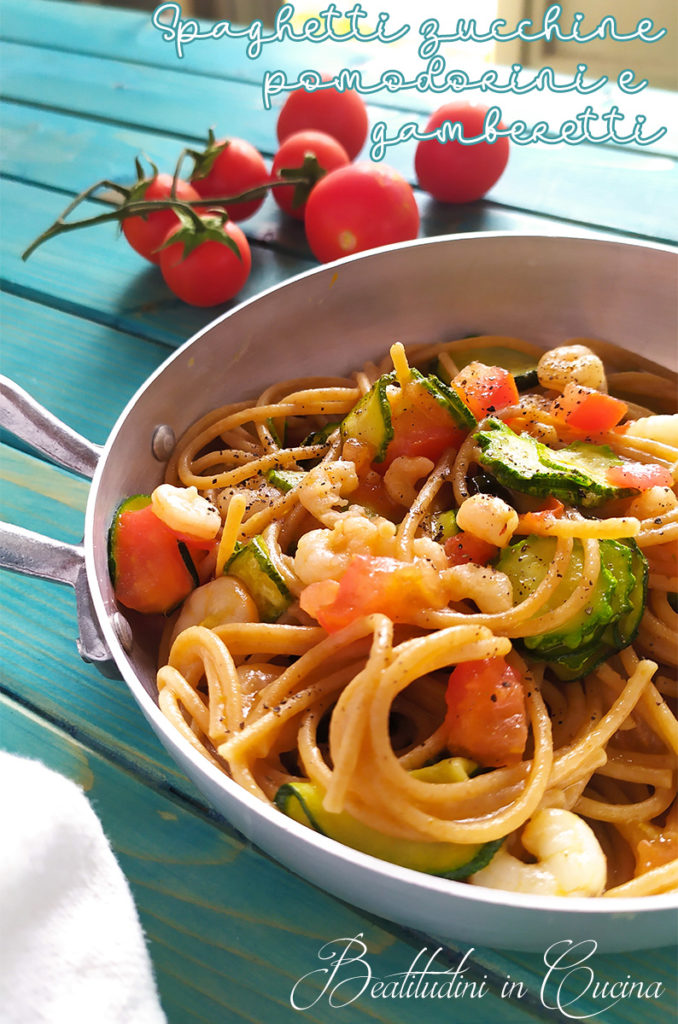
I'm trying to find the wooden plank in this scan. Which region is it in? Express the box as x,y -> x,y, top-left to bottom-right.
0,291 -> 170,445
1,100 -> 621,255
0,177 -> 316,348
1,39 -> 677,241
1,695 -> 559,1024
3,0 -> 676,160
0,444 -> 193,791
0,98 -> 638,247
3,695 -> 675,1023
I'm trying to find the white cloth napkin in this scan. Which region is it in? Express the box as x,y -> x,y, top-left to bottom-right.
0,751 -> 167,1024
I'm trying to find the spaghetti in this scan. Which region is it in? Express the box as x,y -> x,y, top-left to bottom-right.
116,336 -> 678,898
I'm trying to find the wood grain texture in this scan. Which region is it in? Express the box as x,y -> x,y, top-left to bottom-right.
2,695 -> 562,1024
1,4 -> 676,1021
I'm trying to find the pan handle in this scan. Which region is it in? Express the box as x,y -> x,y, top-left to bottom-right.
0,376 -> 103,479
0,524 -> 120,678
0,379 -> 119,677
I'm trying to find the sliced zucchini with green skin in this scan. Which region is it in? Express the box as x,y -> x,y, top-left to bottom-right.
302,422 -> 340,447
267,468 -> 307,493
428,508 -> 459,543
341,369 -> 475,463
547,545 -> 646,680
498,536 -> 648,680
410,368 -> 477,431
435,345 -> 538,391
275,775 -> 503,878
225,535 -> 291,622
611,540 -> 648,648
497,535 -> 624,655
475,418 -> 636,508
340,373 -> 394,462
107,494 -> 151,584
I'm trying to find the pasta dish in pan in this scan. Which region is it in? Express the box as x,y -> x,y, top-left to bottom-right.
108,336 -> 678,898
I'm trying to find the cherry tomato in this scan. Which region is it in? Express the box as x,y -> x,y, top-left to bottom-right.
304,163 -> 419,263
272,130 -> 350,220
451,362 -> 519,420
112,501 -> 216,615
190,136 -> 269,221
415,103 -> 510,203
121,173 -> 199,265
552,384 -> 628,433
444,531 -> 498,567
444,657 -> 527,768
277,79 -> 368,159
299,555 -> 446,633
607,461 -> 673,490
159,214 -> 251,307
384,389 -> 465,468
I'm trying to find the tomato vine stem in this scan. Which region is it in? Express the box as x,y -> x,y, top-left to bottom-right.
21,174 -> 313,261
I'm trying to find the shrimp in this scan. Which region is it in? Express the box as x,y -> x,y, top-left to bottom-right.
293,509 -> 447,586
298,461 -> 359,526
537,344 -> 607,393
443,563 -> 514,614
470,808 -> 607,897
456,494 -> 519,549
152,483 -> 220,539
170,576 -> 258,647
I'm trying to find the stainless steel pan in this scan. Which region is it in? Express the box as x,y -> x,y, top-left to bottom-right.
2,233 -> 677,952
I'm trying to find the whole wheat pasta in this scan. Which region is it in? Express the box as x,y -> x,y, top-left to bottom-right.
111,336 -> 677,898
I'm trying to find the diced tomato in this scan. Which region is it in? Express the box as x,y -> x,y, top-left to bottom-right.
444,531 -> 498,566
637,832 -> 678,874
299,554 -> 447,632
444,657 -> 528,768
551,384 -> 628,433
607,461 -> 673,490
383,391 -> 465,469
516,497 -> 565,534
451,363 -> 519,421
350,469 -> 403,521
113,503 -> 216,614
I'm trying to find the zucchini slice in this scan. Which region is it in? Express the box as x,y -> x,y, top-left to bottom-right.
225,535 -> 291,622
340,373 -> 394,462
497,536 -> 648,680
107,493 -> 151,584
275,770 -> 502,878
475,418 -> 636,508
340,368 -> 475,463
266,468 -> 307,493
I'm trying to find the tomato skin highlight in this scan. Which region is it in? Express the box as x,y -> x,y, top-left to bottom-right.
159,220 -> 251,307
552,385 -> 628,433
415,103 -> 510,203
121,174 -> 200,264
304,163 -> 419,263
272,130 -> 350,219
113,503 -> 215,614
277,81 -> 368,160
444,658 -> 528,768
451,363 -> 519,421
607,461 -> 673,490
190,137 -> 269,221
299,555 -> 446,632
444,532 -> 498,567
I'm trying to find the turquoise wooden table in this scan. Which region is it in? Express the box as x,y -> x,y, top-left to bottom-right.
1,2 -> 677,1022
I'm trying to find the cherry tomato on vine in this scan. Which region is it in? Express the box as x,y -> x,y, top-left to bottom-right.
159,212 -> 251,307
277,79 -> 368,160
190,134 -> 269,221
304,162 -> 419,263
121,173 -> 199,264
415,103 -> 510,204
271,130 -> 350,220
